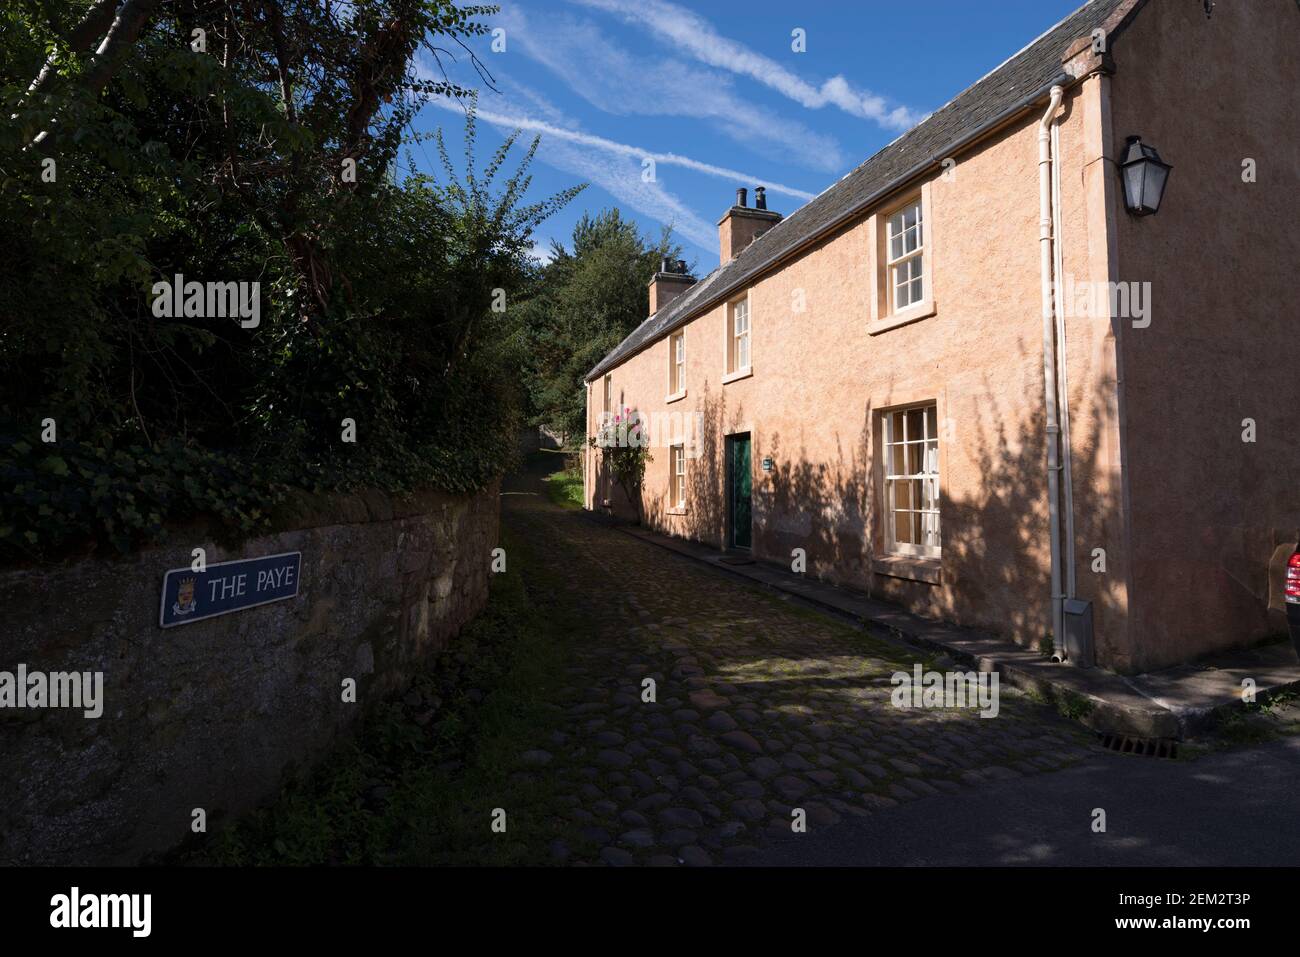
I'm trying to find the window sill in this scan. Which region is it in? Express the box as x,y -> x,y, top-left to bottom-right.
665,389 -> 687,404
721,366 -> 753,385
666,506 -> 688,516
868,297 -> 937,336
873,555 -> 942,585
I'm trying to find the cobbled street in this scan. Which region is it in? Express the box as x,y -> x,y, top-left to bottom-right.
503,459 -> 1101,866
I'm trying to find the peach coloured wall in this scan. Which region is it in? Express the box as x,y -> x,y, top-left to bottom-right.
587,79 -> 1134,663
1107,0 -> 1300,670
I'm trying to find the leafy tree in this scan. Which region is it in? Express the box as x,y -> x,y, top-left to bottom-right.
0,4 -> 584,560
519,209 -> 680,443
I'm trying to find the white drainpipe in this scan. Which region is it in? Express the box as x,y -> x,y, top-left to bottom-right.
1038,85 -> 1066,660
1051,117 -> 1078,606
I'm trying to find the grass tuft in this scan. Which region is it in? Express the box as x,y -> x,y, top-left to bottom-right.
542,468 -> 584,510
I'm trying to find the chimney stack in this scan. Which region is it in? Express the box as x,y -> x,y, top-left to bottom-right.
648,257 -> 695,315
718,186 -> 782,263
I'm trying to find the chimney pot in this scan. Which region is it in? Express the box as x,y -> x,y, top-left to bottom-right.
736,187 -> 748,208
661,255 -> 673,273
754,186 -> 767,210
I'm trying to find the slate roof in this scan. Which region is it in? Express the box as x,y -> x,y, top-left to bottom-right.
585,0 -> 1133,383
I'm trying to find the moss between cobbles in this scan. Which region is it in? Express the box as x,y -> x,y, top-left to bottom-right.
189,521 -> 576,866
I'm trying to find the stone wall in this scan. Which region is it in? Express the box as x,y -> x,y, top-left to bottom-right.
0,482 -> 499,865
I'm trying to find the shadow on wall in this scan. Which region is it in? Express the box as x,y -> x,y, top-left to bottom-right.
591,405 -> 648,525
937,363 -> 1123,664
640,351 -> 1135,668
643,383 -> 727,548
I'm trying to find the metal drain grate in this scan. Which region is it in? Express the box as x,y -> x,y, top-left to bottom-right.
1099,733 -> 1178,758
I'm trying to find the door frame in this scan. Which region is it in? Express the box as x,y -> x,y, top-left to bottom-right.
725,431 -> 752,550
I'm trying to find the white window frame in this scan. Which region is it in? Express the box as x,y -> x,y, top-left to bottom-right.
726,295 -> 751,376
603,374 -> 612,415
886,199 -> 924,312
668,331 -> 686,399
671,444 -> 686,508
883,403 -> 941,559
867,182 -> 936,335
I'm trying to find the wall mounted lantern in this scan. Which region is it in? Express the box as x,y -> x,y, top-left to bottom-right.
1119,136 -> 1172,216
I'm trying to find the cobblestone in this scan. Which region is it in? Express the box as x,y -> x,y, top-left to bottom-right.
503,469 -> 1095,865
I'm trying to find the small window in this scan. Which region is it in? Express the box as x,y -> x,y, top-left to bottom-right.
670,332 -> 685,394
887,199 -> 924,311
883,404 -> 940,558
603,374 -> 612,414
671,444 -> 686,507
728,297 -> 750,374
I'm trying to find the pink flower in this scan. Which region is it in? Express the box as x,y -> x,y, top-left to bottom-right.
613,414 -> 620,423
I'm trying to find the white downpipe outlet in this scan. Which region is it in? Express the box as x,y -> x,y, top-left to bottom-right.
1038,85 -> 1066,661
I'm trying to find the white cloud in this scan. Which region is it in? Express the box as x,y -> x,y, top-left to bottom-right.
570,0 -> 923,131
418,51 -> 814,260
495,4 -> 845,173
528,240 -> 557,265
430,96 -> 816,202
537,138 -> 719,251
430,95 -> 735,253
497,76 -> 574,128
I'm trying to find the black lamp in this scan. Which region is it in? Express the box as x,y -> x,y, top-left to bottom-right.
1119,136 -> 1172,216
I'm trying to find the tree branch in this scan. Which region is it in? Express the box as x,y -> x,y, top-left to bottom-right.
263,0 -> 297,125
80,0 -> 162,99
25,0 -> 121,101
28,0 -> 162,150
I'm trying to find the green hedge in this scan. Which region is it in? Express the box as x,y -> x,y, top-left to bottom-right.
0,423 -> 517,564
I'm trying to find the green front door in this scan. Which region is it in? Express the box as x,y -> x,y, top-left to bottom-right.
728,433 -> 752,549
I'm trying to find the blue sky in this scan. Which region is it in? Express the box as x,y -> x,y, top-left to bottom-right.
412,0 -> 1087,272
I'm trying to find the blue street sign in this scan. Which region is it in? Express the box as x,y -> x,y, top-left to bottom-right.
159,551 -> 301,628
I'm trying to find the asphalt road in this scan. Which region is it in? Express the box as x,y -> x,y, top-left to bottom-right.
748,735 -> 1300,866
